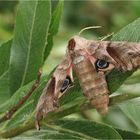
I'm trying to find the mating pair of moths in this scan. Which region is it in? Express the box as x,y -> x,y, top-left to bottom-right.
35,27 -> 140,129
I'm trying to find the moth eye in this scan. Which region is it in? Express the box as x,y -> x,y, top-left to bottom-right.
95,59 -> 109,69
60,76 -> 72,93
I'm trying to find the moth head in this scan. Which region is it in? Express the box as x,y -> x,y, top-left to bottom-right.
68,36 -> 89,54
95,59 -> 114,72
68,38 -> 76,51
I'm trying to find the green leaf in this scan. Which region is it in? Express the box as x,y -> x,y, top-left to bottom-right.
54,119 -> 122,139
44,0 -> 63,60
107,70 -> 133,94
0,71 -> 10,104
0,40 -> 12,104
9,0 -> 51,94
112,18 -> 140,42
0,81 -> 34,114
119,99 -> 140,129
0,40 -> 11,77
116,128 -> 140,139
13,119 -> 122,140
13,130 -> 83,140
0,75 -> 47,114
4,100 -> 34,130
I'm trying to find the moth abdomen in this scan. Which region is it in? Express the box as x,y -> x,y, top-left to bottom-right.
84,79 -> 109,115
90,94 -> 109,115
73,57 -> 109,115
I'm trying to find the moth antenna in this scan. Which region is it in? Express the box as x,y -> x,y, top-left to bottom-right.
100,32 -> 114,41
78,26 -> 102,36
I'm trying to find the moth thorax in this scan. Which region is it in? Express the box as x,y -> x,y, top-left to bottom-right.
73,55 -> 85,64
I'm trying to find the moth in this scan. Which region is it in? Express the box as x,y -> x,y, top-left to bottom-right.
35,27 -> 140,130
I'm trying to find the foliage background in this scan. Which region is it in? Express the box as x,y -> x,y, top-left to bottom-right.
0,1 -> 140,139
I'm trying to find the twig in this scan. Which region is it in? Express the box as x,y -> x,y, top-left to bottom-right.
0,70 -> 42,124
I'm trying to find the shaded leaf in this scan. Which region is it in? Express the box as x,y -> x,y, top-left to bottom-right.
0,40 -> 11,76
13,119 -> 122,140
116,128 -> 140,139
13,132 -> 82,140
53,119 -> 122,139
0,40 -> 12,104
107,70 -> 133,94
119,99 -> 140,129
9,0 -> 51,94
0,71 -> 10,104
0,81 -> 34,114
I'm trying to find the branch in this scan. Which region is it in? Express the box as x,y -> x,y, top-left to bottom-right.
0,92 -> 140,139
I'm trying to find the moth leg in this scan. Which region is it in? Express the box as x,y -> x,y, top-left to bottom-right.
35,57 -> 73,130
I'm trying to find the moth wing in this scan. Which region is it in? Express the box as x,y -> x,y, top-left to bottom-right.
35,55 -> 72,130
87,41 -> 140,71
106,41 -> 140,71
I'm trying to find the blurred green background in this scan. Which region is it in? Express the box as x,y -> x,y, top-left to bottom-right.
1,1 -> 140,71
1,1 -> 140,70
1,1 -> 140,41
1,0 -> 140,134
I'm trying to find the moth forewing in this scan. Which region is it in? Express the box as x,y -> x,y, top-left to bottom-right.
106,41 -> 140,71
35,78 -> 56,130
35,55 -> 73,130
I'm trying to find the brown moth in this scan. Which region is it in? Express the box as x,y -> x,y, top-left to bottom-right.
35,32 -> 140,130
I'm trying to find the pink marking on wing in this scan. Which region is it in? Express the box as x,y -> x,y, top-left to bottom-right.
67,63 -> 72,75
85,52 -> 96,63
